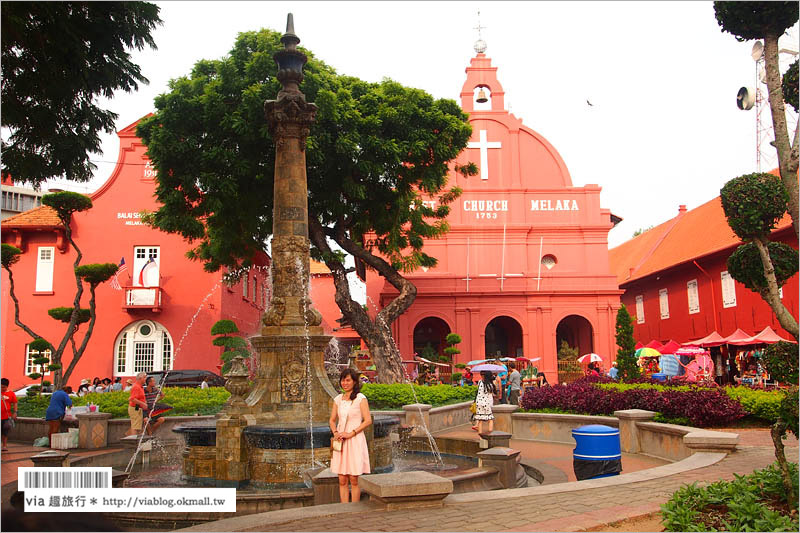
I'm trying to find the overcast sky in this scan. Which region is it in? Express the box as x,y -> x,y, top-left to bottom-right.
45,1 -> 798,249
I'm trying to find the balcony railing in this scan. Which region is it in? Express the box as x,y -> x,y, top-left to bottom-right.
123,286 -> 163,312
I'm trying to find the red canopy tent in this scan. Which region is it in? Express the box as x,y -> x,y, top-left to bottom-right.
634,341 -> 644,350
733,326 -> 796,345
719,328 -> 753,345
683,331 -> 726,348
645,340 -> 664,351
660,340 -> 682,354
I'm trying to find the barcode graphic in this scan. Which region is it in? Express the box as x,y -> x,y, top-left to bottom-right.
21,469 -> 110,489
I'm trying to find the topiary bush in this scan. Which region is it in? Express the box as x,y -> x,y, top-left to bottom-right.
720,172 -> 789,240
727,241 -> 798,295
360,383 -> 477,410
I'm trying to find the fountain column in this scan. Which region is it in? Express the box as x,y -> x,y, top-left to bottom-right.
246,13 -> 337,425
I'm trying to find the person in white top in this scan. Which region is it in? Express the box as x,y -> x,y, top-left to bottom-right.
200,376 -> 209,389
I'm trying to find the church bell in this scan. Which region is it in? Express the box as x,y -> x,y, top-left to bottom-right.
476,88 -> 488,103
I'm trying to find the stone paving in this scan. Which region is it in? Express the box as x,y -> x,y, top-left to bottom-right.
181,428 -> 797,532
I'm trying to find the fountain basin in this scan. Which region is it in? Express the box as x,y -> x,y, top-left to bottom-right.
172,415 -> 400,487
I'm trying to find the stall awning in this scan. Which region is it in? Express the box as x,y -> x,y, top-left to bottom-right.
414,356 -> 450,368
645,340 -> 664,351
660,340 -> 682,354
683,331 -> 726,348
720,328 -> 753,345
732,326 -> 796,345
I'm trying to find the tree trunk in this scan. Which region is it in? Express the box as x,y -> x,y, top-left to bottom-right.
61,283 -> 99,384
53,223 -> 84,389
2,266 -> 43,341
308,219 -> 410,384
753,237 -> 799,340
770,419 -> 796,509
763,34 -> 799,240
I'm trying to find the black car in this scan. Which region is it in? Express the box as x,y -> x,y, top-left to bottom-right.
148,370 -> 226,388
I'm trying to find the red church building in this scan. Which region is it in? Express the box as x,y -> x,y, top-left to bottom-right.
608,198 -> 798,345
366,49 -> 623,380
1,119 -> 270,389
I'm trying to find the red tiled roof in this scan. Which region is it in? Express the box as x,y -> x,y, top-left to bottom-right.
608,196 -> 793,285
2,205 -> 62,228
310,260 -> 331,275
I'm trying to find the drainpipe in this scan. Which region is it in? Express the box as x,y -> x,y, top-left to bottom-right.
693,260 -> 719,332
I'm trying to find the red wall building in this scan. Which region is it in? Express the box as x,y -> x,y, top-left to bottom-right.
1,119 -> 270,388
366,52 -> 623,380
608,199 -> 798,345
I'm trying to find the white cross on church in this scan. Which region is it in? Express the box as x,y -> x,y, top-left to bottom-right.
467,130 -> 501,180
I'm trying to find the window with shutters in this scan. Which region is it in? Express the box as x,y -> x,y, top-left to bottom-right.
113,320 -> 174,375
635,295 -> 645,324
35,246 -> 55,292
25,345 -> 52,375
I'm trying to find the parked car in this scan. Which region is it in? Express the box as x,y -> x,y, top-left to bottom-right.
14,384 -> 54,397
147,370 -> 226,388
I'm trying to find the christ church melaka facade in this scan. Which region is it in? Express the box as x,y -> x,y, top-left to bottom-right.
365,52 -> 623,380
1,119 -> 270,389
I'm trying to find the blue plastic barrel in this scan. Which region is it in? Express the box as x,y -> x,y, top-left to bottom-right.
572,424 -> 622,480
652,373 -> 667,382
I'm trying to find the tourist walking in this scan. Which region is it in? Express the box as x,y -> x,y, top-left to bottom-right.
1,378 -> 18,451
199,376 -> 209,389
607,362 -> 619,380
126,372 -> 148,436
472,371 -> 496,433
329,368 -> 372,503
45,386 -> 73,443
507,362 -> 522,405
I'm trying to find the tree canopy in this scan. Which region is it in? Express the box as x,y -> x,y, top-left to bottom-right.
1,2 -> 162,186
714,1 -> 798,41
138,28 -> 473,275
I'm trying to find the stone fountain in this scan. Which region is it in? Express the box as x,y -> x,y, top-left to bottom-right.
174,14 -> 397,489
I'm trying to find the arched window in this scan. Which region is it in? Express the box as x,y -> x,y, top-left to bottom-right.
113,320 -> 174,376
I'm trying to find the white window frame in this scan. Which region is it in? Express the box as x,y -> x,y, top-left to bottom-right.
113,320 -> 174,376
687,279 -> 700,315
25,345 -> 52,375
133,246 -> 160,287
659,289 -> 670,320
35,246 -> 55,292
721,271 -> 737,308
635,295 -> 645,324
242,273 -> 248,299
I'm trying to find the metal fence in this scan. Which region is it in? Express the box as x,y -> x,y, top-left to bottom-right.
557,360 -> 583,384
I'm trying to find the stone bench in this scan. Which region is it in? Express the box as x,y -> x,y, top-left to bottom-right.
360,471 -> 453,509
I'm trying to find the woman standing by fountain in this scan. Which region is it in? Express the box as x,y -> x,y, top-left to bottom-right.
329,368 -> 372,503
473,371 -> 496,433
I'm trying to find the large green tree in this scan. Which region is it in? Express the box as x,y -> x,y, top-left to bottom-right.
614,304 -> 640,381
0,193 -> 117,387
714,1 -> 799,238
1,2 -> 162,186
137,28 -> 474,383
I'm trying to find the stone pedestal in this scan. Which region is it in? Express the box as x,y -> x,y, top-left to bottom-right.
477,447 -> 521,489
478,430 -> 512,449
312,468 -> 340,505
614,409 -> 655,453
215,416 -> 252,487
492,404 -> 518,433
77,412 -> 112,449
31,450 -> 70,468
247,334 -> 336,425
403,404 -> 432,437
360,471 -> 453,509
684,431 -> 739,453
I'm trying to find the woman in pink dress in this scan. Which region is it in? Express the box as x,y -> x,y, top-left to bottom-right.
329,368 -> 372,503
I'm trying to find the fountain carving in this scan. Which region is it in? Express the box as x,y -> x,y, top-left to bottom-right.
174,14 -> 398,489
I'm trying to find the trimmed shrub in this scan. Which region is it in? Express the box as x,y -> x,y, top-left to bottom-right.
361,384 -> 477,410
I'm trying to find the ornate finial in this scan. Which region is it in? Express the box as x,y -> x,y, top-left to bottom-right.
473,9 -> 487,54
281,13 -> 300,50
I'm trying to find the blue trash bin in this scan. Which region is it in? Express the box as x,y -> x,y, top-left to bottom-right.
652,373 -> 667,382
572,424 -> 622,480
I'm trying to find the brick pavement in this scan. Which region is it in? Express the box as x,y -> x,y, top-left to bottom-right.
181,429 -> 797,532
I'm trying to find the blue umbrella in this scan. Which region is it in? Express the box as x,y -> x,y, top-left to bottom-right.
471,363 -> 507,373
467,359 -> 490,365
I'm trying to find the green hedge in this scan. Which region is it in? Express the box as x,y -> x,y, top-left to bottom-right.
17,384 -> 475,418
599,383 -> 784,423
361,384 -> 477,410
17,387 -> 231,419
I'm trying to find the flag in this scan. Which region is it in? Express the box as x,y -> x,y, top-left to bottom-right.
110,257 -> 127,290
138,257 -> 157,286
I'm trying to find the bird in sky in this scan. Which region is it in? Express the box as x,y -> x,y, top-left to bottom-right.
586,99 -> 594,107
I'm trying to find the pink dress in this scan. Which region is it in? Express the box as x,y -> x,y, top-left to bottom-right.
329,392 -> 371,476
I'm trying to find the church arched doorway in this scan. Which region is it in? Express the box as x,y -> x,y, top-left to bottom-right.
413,317 -> 451,361
556,315 -> 594,357
485,316 -> 523,358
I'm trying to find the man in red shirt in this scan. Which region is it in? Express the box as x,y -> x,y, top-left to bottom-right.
2,378 -> 19,451
126,372 -> 148,436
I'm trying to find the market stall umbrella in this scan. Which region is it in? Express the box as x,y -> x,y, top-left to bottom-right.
635,347 -> 661,358
467,359 -> 490,366
675,346 -> 707,356
577,353 -> 603,363
471,363 -> 507,373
